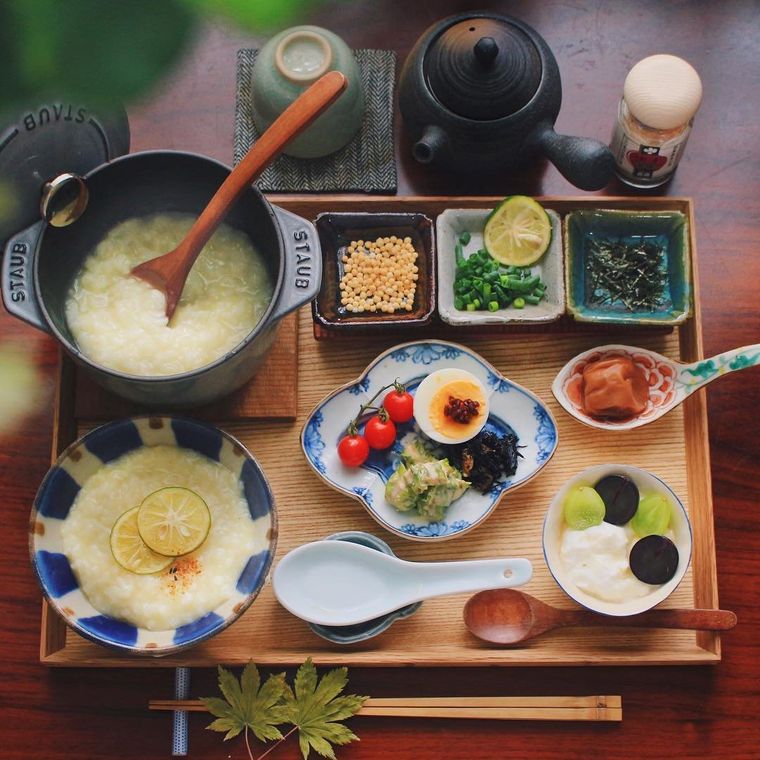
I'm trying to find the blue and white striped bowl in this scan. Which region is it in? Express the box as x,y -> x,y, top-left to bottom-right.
301,340 -> 559,541
30,416 -> 276,656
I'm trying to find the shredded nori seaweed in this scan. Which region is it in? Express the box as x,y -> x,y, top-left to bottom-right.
586,236 -> 666,311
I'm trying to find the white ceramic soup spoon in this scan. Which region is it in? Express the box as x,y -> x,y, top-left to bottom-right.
272,540 -> 533,627
552,343 -> 760,431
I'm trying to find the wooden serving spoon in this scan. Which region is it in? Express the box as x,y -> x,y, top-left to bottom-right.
131,70 -> 347,319
464,589 -> 737,645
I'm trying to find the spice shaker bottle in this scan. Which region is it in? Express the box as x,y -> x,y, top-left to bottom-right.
610,54 -> 702,188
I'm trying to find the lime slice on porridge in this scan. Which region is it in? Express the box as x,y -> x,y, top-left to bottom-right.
110,506 -> 174,574
137,487 -> 211,557
483,195 -> 552,266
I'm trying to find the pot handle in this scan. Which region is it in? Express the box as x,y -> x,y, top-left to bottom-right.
535,122 -> 615,191
2,221 -> 50,333
269,206 -> 322,323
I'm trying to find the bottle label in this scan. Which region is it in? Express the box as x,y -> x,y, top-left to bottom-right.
611,122 -> 690,183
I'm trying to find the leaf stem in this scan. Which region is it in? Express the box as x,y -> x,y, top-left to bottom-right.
255,726 -> 298,760
244,726 -> 254,760
346,378 -> 405,433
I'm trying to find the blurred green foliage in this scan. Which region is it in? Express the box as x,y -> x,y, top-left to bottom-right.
0,0 -> 312,112
0,344 -> 44,435
182,0 -> 312,30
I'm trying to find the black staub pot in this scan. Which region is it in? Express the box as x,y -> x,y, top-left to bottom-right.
1,151 -> 321,407
398,11 -> 615,190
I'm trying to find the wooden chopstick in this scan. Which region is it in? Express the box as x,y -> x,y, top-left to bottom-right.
149,696 -> 621,722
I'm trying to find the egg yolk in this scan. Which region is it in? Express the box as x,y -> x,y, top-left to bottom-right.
429,380 -> 486,440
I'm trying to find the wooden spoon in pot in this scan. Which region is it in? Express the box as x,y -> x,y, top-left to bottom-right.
131,70 -> 347,319
464,589 -> 737,645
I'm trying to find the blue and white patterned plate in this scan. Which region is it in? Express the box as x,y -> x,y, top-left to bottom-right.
30,416 -> 276,656
301,340 -> 558,541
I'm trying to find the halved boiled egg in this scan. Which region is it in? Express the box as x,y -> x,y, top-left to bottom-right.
413,368 -> 489,444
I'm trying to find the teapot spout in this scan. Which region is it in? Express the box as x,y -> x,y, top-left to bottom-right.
535,122 -> 615,191
412,125 -> 447,165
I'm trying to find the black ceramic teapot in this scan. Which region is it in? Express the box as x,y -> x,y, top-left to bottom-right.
398,12 -> 615,190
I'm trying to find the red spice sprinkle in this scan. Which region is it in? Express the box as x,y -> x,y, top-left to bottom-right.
444,396 -> 480,424
163,556 -> 202,595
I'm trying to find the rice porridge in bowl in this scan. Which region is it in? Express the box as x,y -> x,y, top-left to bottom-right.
65,213 -> 274,376
31,417 -> 276,654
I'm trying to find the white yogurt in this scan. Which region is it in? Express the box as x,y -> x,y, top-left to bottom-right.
560,521 -> 670,603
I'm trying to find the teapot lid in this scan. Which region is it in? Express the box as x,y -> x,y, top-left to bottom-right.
423,16 -> 542,121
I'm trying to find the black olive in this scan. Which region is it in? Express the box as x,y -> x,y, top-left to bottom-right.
629,535 -> 679,585
594,474 -> 639,525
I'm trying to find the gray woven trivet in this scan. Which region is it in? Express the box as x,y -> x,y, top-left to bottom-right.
234,48 -> 397,193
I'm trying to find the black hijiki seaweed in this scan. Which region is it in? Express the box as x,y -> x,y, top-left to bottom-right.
445,430 -> 523,494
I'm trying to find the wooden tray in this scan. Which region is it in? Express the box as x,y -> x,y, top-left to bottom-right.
40,196 -> 719,667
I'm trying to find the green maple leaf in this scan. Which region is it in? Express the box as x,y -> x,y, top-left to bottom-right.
282,658 -> 368,760
200,661 -> 288,743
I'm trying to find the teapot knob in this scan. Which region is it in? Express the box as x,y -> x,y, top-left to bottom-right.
473,37 -> 499,68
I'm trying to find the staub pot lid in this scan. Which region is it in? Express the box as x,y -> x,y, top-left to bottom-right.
0,101 -> 129,244
423,16 -> 542,121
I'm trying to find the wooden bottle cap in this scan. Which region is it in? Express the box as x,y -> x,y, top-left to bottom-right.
624,54 -> 702,130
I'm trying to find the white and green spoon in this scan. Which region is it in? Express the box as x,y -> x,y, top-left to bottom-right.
552,343 -> 760,431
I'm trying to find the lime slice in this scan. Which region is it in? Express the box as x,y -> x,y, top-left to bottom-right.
483,196 -> 552,266
564,486 -> 605,530
110,506 -> 174,574
137,487 -> 211,556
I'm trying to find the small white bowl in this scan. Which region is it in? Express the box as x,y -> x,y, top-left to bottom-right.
436,208 -> 564,326
542,464 -> 692,616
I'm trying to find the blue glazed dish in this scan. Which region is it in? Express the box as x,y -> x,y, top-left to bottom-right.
308,532 -> 421,644
30,416 -> 277,656
564,209 -> 691,325
301,340 -> 559,542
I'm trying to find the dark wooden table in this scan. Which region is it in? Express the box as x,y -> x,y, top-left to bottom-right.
2,1 -> 759,758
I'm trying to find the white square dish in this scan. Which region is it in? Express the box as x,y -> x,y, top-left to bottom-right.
436,207 -> 564,325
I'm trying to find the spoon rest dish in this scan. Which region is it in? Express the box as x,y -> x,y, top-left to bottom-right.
301,340 -> 558,541
308,532 -> 422,644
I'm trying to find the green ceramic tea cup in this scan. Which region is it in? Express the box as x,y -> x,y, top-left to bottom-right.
251,25 -> 364,158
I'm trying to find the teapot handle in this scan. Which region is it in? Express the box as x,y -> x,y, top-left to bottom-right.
535,122 -> 615,191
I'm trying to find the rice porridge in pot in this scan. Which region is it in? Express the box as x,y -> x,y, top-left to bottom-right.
65,213 -> 274,376
60,444 -> 259,631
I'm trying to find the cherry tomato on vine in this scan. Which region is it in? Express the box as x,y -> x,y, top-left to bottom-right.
364,414 -> 397,450
383,389 -> 414,423
337,434 -> 370,467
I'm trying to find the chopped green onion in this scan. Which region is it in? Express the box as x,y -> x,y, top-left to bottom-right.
452,232 -> 547,313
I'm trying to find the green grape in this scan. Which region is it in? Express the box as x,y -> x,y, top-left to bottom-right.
631,493 -> 671,537
563,486 -> 605,530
